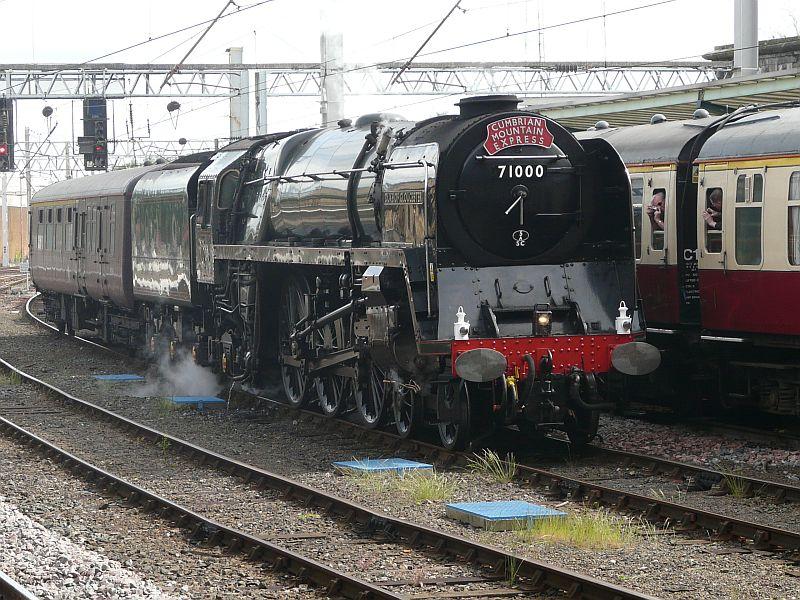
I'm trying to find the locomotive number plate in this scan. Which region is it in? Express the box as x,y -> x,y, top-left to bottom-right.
497,164 -> 546,179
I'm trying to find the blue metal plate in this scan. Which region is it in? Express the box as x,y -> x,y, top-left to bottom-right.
446,501 -> 566,530
93,374 -> 145,382
170,396 -> 226,412
447,501 -> 566,520
171,395 -> 226,404
332,458 -> 433,474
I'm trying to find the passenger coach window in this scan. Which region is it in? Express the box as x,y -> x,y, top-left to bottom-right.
788,172 -> 800,265
217,171 -> 239,210
704,187 -> 723,253
753,174 -> 764,203
646,188 -> 666,251
731,173 -> 763,265
631,178 -> 643,259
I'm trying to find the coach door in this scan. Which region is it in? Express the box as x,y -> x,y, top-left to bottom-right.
74,200 -> 88,295
696,165 -> 728,329
637,166 -> 678,323
98,200 -> 113,299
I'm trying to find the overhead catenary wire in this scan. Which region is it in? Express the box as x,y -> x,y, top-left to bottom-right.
0,0 -> 279,96
159,0 -> 237,91
389,0 -> 464,86
128,0 -> 686,136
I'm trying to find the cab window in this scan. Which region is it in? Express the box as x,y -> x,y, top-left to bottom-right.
197,181 -> 212,227
646,188 -> 666,251
630,177 -> 643,259
217,171 -> 240,210
704,187 -> 723,253
788,172 -> 800,265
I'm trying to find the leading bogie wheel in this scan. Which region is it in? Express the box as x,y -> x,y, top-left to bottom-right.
437,379 -> 472,450
278,277 -> 308,408
565,408 -> 600,448
392,383 -> 418,439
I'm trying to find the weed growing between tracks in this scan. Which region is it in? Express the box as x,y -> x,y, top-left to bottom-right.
0,370 -> 22,385
341,469 -> 457,504
467,449 -> 517,483
513,510 -> 649,550
722,472 -> 750,498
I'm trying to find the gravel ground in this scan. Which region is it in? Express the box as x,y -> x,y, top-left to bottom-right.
514,455 -> 800,533
597,415 -> 800,481
0,324 -> 521,599
0,436 -> 319,599
3,298 -> 800,599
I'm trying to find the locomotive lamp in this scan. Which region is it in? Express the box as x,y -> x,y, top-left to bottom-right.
453,306 -> 470,340
534,305 -> 552,336
615,301 -> 632,334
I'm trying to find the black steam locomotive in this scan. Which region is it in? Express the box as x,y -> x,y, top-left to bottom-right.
30,95 -> 657,448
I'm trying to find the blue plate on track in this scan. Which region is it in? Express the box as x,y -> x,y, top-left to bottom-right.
446,501 -> 566,531
93,374 -> 145,382
333,458 -> 433,474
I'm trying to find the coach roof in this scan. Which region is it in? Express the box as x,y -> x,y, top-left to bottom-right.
31,165 -> 159,203
577,116 -> 716,165
697,108 -> 800,162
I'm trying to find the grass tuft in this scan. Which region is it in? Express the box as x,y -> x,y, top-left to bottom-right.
155,397 -> 181,417
0,370 -> 22,385
467,449 -> 517,484
514,511 -> 642,550
396,471 -> 457,504
341,467 -> 456,504
157,435 -> 171,460
504,555 -> 521,586
298,512 -> 321,521
722,472 -> 750,498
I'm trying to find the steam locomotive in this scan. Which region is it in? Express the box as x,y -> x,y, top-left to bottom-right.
30,94 -> 658,449
579,103 -> 800,418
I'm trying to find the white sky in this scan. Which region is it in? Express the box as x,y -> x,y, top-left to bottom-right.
1,0 -> 799,191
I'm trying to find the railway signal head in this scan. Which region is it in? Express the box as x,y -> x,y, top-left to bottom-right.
0,142 -> 10,171
0,98 -> 13,172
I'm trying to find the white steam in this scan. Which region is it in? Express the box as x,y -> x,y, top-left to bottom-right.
131,350 -> 221,399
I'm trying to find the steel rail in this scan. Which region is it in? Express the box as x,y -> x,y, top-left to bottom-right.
0,418 -> 398,600
589,445 -> 800,505
6,307 -> 657,600
282,406 -> 800,556
23,294 -> 800,555
0,570 -> 38,600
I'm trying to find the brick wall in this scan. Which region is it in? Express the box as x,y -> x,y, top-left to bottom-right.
1,207 -> 29,263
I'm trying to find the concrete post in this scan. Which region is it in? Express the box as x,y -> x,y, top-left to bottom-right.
255,70 -> 268,135
320,6 -> 344,127
734,0 -> 758,76
24,128 -> 31,261
227,47 -> 250,139
65,142 -> 72,179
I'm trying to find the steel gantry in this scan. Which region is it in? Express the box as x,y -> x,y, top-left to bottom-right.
0,61 -> 723,98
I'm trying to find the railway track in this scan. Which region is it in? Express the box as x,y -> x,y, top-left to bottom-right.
257,396 -> 800,557
23,293 -> 800,560
1,297 -> 658,600
23,297 -> 800,556
0,570 -> 37,600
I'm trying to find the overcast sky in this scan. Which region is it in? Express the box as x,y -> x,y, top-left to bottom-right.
1,0 -> 798,192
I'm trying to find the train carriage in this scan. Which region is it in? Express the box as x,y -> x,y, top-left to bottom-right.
31,95 -> 659,448
581,105 -> 800,417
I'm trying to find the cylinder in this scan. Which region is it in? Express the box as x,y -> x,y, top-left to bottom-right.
734,0 -> 758,76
